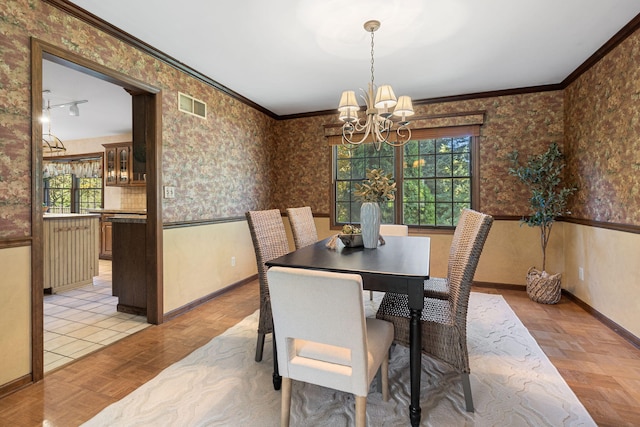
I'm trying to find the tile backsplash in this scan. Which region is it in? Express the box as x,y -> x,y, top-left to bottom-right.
120,187 -> 146,210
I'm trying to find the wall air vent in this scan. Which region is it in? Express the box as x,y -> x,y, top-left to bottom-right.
178,92 -> 207,119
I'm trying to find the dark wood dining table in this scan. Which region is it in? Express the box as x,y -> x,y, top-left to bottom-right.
266,235 -> 430,427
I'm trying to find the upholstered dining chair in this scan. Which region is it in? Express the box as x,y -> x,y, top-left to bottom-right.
246,209 -> 291,362
379,224 -> 409,237
286,206 -> 318,250
267,266 -> 394,427
376,209 -> 493,412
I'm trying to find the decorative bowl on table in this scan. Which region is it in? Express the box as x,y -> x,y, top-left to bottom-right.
339,233 -> 364,248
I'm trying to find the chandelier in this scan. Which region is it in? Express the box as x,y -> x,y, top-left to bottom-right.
42,100 -> 66,155
338,20 -> 414,151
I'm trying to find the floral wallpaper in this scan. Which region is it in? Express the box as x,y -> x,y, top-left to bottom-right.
564,28 -> 640,226
270,91 -> 565,217
1,0 -> 638,242
0,0 -> 274,239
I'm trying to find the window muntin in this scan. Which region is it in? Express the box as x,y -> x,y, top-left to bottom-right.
333,134 -> 474,228
335,143 -> 395,224
402,137 -> 471,226
44,175 -> 102,213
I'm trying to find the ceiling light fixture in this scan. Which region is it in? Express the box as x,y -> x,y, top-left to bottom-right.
42,100 -> 66,155
338,20 -> 415,151
69,102 -> 80,116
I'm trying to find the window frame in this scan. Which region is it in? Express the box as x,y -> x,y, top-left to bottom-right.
330,127 -> 480,230
43,153 -> 104,213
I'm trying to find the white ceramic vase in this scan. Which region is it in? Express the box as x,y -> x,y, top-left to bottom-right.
360,202 -> 381,249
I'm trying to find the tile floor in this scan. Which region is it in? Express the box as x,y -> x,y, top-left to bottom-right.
43,259 -> 150,372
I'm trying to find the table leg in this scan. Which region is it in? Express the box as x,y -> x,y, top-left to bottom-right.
272,331 -> 282,390
409,308 -> 422,426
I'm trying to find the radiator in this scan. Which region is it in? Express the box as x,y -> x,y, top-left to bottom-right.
43,215 -> 100,293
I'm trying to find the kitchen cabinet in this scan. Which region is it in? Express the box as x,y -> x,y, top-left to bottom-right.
100,214 -> 113,259
109,215 -> 147,316
103,142 -> 145,186
43,214 -> 100,293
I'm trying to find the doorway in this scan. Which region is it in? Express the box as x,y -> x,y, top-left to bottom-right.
31,38 -> 163,381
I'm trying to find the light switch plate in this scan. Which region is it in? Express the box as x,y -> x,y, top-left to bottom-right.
163,186 -> 176,199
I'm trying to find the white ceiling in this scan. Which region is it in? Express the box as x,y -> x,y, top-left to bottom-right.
46,0 -> 640,140
42,60 -> 132,141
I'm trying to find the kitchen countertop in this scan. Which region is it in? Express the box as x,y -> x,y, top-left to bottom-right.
106,214 -> 147,224
87,208 -> 147,215
43,213 -> 100,219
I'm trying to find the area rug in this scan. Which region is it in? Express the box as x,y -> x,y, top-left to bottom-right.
83,293 -> 595,426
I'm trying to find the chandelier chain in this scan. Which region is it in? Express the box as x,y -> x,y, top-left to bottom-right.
370,30 -> 375,86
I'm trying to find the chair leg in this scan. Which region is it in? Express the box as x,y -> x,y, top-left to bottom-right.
381,355 -> 389,402
255,332 -> 265,362
369,290 -> 373,301
461,373 -> 474,412
281,377 -> 292,427
375,366 -> 382,393
355,395 -> 367,427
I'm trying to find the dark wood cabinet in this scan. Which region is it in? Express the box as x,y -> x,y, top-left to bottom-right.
99,214 -> 113,259
111,220 -> 147,316
103,142 -> 145,186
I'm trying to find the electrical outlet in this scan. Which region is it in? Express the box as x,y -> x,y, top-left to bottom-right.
578,267 -> 584,281
163,186 -> 176,199
231,256 -> 236,267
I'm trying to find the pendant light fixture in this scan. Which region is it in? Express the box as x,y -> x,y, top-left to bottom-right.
338,20 -> 415,151
42,100 -> 66,155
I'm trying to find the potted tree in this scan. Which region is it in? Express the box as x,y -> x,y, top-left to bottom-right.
508,142 -> 576,304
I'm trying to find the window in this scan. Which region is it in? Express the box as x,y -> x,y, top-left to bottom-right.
43,155 -> 103,213
44,175 -> 102,213
335,143 -> 396,224
333,127 -> 478,228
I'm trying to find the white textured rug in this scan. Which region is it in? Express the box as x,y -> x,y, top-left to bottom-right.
83,293 -> 595,426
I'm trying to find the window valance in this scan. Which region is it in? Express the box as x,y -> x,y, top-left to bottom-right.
324,110 -> 485,145
43,157 -> 103,179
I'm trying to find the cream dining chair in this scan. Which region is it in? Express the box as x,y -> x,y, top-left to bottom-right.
286,206 -> 318,250
245,209 -> 291,363
376,209 -> 493,412
267,266 -> 394,427
379,224 -> 409,237
368,224 -> 410,300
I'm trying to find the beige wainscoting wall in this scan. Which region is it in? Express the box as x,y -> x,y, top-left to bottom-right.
164,217 -> 640,341
162,221 -> 257,314
473,221 -> 565,286
0,246 -> 31,385
564,222 -> 640,338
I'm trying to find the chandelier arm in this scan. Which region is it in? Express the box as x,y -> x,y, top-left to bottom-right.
342,116 -> 373,146
384,126 -> 413,147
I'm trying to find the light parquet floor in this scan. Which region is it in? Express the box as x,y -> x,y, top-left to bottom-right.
0,282 -> 638,426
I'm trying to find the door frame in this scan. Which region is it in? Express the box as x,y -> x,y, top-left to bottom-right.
30,38 -> 164,381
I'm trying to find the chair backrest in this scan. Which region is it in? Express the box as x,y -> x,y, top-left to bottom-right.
245,210 -> 290,295
447,209 -> 493,326
286,206 -> 318,249
379,224 -> 409,236
267,266 -> 371,396
447,211 -> 470,278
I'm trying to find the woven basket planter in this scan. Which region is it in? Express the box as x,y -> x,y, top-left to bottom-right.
526,267 -> 562,304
